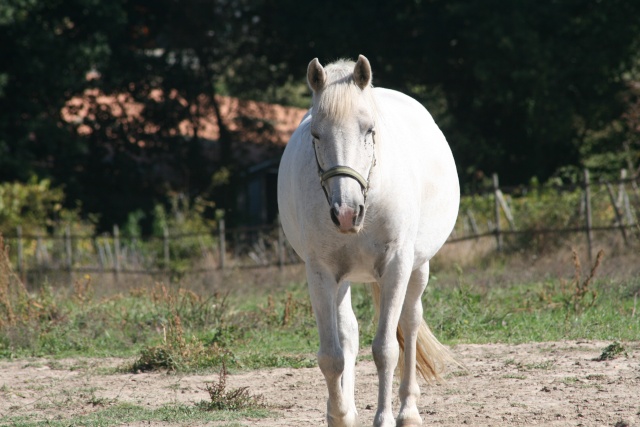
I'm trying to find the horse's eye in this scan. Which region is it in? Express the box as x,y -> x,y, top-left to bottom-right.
311,132 -> 320,140
366,128 -> 374,135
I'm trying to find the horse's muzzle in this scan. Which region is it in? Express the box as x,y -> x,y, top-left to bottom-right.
330,203 -> 365,233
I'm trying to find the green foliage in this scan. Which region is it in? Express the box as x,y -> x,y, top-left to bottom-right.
151,194 -> 217,271
0,178 -> 93,236
455,176 -> 635,252
594,341 -> 627,361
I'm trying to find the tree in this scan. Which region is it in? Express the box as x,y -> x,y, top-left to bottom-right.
0,0 -> 125,183
1,0 -> 279,229
261,0 -> 640,185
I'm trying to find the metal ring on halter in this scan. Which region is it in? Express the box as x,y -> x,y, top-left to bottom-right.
312,130 -> 376,205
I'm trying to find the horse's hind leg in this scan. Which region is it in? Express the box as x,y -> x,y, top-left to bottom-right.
307,264 -> 358,427
396,262 -> 430,426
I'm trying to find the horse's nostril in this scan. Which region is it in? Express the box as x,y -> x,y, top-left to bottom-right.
354,204 -> 365,225
330,207 -> 340,226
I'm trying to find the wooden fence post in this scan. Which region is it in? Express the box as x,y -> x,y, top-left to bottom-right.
113,225 -> 121,279
604,181 -> 629,246
277,215 -> 285,270
94,237 -> 105,270
163,226 -> 170,268
619,169 -> 634,225
35,235 -> 43,267
65,224 -> 72,272
583,169 -> 593,264
218,218 -> 226,270
492,173 -> 503,251
466,209 -> 480,240
16,226 -> 24,279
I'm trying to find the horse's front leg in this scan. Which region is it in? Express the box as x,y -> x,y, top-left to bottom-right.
372,252 -> 413,427
307,264 -> 358,427
337,281 -> 359,418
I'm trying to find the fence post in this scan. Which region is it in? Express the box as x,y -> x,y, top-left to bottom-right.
604,180 -> 629,246
492,173 -> 503,251
113,225 -> 121,279
16,226 -> 24,279
35,235 -> 43,267
466,209 -> 480,240
619,169 -> 634,225
277,215 -> 285,270
218,218 -> 226,270
583,169 -> 593,264
163,226 -> 170,269
65,224 -> 72,272
94,237 -> 105,270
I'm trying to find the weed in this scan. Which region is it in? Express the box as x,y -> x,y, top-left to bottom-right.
569,249 -> 603,315
0,235 -> 30,328
131,314 -> 231,372
594,342 -> 628,361
197,362 -> 266,411
561,376 -> 580,385
525,360 -> 556,370
502,374 -> 527,379
585,374 -> 606,380
87,394 -> 114,407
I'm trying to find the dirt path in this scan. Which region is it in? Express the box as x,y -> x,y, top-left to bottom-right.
1,341 -> 639,426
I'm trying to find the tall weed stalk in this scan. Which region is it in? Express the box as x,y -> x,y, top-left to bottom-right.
553,248 -> 604,321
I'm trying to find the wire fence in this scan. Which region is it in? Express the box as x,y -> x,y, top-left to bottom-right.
2,169 -> 639,283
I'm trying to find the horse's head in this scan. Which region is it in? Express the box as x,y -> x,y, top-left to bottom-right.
307,55 -> 377,234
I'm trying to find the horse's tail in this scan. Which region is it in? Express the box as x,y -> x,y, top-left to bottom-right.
370,282 -> 458,384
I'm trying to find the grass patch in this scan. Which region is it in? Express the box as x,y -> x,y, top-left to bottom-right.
594,341 -> 628,361
130,313 -> 231,373
425,251 -> 640,344
3,402 -> 271,427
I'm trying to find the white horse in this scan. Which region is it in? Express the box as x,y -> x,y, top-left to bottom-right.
277,55 -> 460,427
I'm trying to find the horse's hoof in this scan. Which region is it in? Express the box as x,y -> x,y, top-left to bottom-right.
327,411 -> 359,427
395,417 -> 423,427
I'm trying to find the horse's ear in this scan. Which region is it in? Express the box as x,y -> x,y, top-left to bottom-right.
307,58 -> 327,93
353,54 -> 372,90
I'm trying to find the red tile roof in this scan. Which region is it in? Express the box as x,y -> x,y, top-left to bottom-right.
62,89 -> 308,160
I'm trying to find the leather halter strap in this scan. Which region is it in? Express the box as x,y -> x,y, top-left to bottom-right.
312,131 -> 376,205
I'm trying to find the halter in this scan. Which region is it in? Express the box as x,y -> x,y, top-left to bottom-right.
312,130 -> 377,206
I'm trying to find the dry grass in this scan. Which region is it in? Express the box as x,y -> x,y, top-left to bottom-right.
0,234 -> 38,329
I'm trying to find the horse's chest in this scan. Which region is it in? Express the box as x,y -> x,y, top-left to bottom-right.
323,238 -> 393,284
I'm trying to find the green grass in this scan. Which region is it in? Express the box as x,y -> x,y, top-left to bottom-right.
2,403 -> 270,427
2,275 -> 639,366
2,241 -> 639,371
424,273 -> 640,344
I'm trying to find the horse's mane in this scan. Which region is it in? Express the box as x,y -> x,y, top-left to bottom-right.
313,59 -> 376,120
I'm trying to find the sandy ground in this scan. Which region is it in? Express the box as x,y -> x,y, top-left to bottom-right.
1,341 -> 639,427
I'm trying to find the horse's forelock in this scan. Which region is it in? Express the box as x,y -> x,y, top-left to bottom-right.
313,60 -> 374,120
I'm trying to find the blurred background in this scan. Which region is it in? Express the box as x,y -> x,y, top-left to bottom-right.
0,0 -> 639,279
